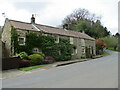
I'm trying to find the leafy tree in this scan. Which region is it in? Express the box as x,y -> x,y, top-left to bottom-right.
103,36 -> 118,50
96,38 -> 107,54
62,8 -> 110,38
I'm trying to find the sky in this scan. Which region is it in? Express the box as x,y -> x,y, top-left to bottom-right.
0,0 -> 119,35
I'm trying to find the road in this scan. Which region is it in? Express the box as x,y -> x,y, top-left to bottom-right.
2,50 -> 118,88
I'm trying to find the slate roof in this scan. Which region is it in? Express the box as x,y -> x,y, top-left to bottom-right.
9,19 -> 95,40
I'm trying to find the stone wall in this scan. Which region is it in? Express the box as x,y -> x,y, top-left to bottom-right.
85,39 -> 96,55
1,19 -> 12,57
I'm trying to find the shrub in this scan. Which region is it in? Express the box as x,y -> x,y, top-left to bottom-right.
56,55 -> 71,61
19,59 -> 31,68
28,54 -> 44,65
81,56 -> 86,59
43,56 -> 55,64
16,52 -> 28,59
33,51 -> 45,58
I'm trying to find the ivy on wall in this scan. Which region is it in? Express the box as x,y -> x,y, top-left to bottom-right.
11,26 -> 19,55
11,31 -> 76,61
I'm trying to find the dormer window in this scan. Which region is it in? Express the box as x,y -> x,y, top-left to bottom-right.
18,37 -> 25,45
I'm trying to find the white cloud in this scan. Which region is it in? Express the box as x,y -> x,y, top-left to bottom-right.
0,0 -> 119,34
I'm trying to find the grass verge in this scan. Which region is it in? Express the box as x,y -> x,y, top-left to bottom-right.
102,52 -> 110,56
108,48 -> 120,52
19,64 -> 49,71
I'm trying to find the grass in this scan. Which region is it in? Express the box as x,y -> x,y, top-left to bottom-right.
102,52 -> 110,56
108,48 -> 120,52
19,64 -> 49,71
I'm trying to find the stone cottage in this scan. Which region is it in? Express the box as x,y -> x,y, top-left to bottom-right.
1,15 -> 96,59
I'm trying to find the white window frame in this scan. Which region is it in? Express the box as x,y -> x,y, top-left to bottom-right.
70,37 -> 73,44
43,33 -> 48,36
81,39 -> 85,46
18,37 -> 26,45
75,49 -> 77,54
55,35 -> 59,43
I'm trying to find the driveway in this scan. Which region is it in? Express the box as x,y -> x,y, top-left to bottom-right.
2,50 -> 118,88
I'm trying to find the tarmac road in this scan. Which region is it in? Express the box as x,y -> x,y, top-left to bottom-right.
2,50 -> 118,88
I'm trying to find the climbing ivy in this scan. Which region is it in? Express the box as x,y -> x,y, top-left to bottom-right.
11,26 -> 19,55
11,32 -> 76,61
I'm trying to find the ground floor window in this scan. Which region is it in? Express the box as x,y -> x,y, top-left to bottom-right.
18,37 -> 25,45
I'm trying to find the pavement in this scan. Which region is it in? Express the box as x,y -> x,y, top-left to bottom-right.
2,50 -> 118,88
2,55 -> 103,79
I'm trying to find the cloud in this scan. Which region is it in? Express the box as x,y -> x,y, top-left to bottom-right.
13,2 -> 51,13
0,0 -> 119,34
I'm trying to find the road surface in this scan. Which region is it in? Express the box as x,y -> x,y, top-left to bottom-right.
2,50 -> 118,88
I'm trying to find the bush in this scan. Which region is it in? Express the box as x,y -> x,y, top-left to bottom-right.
28,54 -> 44,65
19,59 -> 31,68
81,56 -> 86,59
56,55 -> 71,61
16,52 -> 28,59
33,51 -> 45,58
43,56 -> 55,64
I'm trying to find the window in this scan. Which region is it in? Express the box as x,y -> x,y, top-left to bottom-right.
43,33 -> 48,36
32,48 -> 40,52
70,37 -> 73,44
72,48 -> 77,55
54,35 -> 59,43
72,48 -> 74,55
75,49 -> 77,54
18,37 -> 25,45
81,39 -> 85,46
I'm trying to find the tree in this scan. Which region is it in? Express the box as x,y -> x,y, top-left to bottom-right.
62,8 -> 99,30
96,38 -> 107,55
62,8 -> 110,38
115,32 -> 120,37
103,36 -> 118,50
76,19 -> 110,38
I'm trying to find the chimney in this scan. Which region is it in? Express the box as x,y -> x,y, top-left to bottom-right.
82,30 -> 85,34
31,14 -> 35,24
63,24 -> 69,30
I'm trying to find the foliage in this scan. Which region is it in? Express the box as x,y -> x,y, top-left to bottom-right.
103,36 -> 118,49
28,54 -> 44,65
62,8 -> 110,38
12,32 -> 75,61
19,64 -> 49,71
19,59 -> 31,68
76,20 -> 110,38
37,35 -> 75,61
96,38 -> 106,55
32,51 -> 45,58
11,26 -> 19,54
44,56 -> 55,64
16,52 -> 28,59
102,52 -> 110,56
81,56 -> 86,59
45,56 -> 55,60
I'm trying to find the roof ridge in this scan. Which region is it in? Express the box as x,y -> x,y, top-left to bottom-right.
9,19 -> 31,25
36,24 -> 63,30
7,19 -> 94,40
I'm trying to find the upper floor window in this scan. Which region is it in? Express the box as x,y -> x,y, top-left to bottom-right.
81,39 -> 85,46
18,37 -> 25,45
54,35 -> 59,43
70,37 -> 73,44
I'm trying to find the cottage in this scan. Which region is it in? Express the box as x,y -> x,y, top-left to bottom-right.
1,15 -> 96,59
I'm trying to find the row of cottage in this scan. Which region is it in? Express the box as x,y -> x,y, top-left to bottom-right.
1,15 -> 96,59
